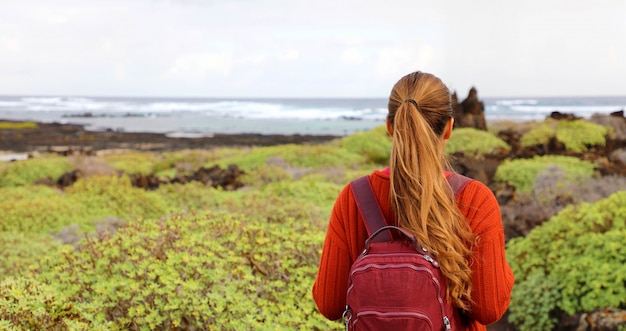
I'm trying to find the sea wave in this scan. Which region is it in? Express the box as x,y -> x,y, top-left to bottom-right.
495,99 -> 539,106
1,95 -> 624,135
509,105 -> 624,113
0,97 -> 388,121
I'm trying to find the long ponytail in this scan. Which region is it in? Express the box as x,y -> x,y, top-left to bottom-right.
388,72 -> 475,312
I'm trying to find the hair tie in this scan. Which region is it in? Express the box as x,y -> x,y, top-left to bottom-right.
404,99 -> 419,110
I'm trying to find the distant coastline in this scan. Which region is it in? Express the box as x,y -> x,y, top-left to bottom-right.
0,119 -> 341,158
1,95 -> 625,137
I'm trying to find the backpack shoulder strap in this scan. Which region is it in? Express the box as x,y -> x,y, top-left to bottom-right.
350,176 -> 391,242
350,172 -> 474,243
446,172 -> 473,199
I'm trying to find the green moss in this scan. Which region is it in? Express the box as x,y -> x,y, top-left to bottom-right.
158,181 -> 230,212
0,232 -> 62,280
259,177 -> 341,219
0,176 -> 171,235
494,155 -> 595,193
216,144 -> 365,171
0,121 -> 38,130
101,151 -> 161,175
0,185 -> 79,233
65,175 -> 171,222
153,149 -> 220,179
507,191 -> 626,331
0,155 -> 74,187
336,125 -> 391,164
445,127 -> 510,157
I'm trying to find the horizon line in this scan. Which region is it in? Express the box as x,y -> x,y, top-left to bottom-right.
1,93 -> 626,100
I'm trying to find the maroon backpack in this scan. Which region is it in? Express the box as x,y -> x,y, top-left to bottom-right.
342,173 -> 472,331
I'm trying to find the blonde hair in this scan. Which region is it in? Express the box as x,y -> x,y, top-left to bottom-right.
387,71 -> 475,312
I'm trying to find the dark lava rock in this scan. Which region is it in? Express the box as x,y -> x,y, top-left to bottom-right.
453,87 -> 487,131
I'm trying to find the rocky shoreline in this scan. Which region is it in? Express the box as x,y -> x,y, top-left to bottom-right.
0,120 -> 340,156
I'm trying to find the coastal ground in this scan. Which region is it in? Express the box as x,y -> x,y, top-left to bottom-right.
1,116 -> 626,330
0,120 -> 340,158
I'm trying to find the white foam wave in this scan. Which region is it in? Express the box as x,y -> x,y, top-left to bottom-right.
495,99 -> 539,106
0,97 -> 388,121
510,105 -> 624,113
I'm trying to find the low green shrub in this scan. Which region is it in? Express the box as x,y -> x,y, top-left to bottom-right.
0,232 -> 61,280
520,123 -> 557,148
157,181 -> 237,213
0,277 -> 112,330
261,177 -> 341,208
153,150 -> 219,179
0,186 -> 78,233
336,125 -> 391,164
0,176 -> 171,235
0,155 -> 73,187
445,128 -> 510,157
102,152 -> 161,175
180,177 -> 341,228
31,212 -> 338,330
506,191 -> 626,331
240,164 -> 294,186
215,144 -> 365,172
556,120 -> 609,152
520,119 -> 610,152
66,175 -> 170,221
253,177 -> 341,226
494,155 -> 595,193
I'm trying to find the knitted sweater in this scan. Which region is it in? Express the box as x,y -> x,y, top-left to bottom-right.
312,169 -> 514,331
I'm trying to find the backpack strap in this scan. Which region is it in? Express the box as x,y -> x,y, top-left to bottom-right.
350,172 -> 474,243
446,172 -> 473,199
350,176 -> 391,242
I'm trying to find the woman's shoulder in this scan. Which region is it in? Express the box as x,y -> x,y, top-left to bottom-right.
454,176 -> 503,232
458,177 -> 496,202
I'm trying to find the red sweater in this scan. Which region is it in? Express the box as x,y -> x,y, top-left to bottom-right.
312,170 -> 514,331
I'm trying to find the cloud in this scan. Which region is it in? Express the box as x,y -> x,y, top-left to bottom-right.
278,49 -> 300,61
0,37 -> 21,52
162,52 -> 233,81
1,0 -> 625,97
31,6 -> 83,24
375,45 -> 438,78
340,48 -> 366,65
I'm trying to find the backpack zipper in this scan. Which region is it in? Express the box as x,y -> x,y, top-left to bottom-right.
353,310 -> 434,330
360,251 -> 440,268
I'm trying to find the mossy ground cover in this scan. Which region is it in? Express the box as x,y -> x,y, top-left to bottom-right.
494,155 -> 596,193
520,118 -> 612,152
506,191 -> 626,331
0,121 -> 38,130
0,126 -> 390,330
0,124 -> 624,330
445,127 -> 510,157
0,154 -> 74,187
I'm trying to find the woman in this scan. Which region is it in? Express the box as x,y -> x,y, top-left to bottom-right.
312,71 -> 514,330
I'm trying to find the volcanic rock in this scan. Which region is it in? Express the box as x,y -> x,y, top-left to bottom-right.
453,87 -> 487,131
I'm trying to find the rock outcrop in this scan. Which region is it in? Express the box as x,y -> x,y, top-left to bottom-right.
130,164 -> 245,191
453,87 -> 487,131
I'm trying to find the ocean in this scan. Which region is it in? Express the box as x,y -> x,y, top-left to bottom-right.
0,95 -> 624,137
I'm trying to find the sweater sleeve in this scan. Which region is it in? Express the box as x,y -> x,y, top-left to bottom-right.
312,185 -> 353,321
458,180 -> 515,326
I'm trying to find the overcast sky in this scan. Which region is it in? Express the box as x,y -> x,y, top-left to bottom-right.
1,0 -> 625,98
